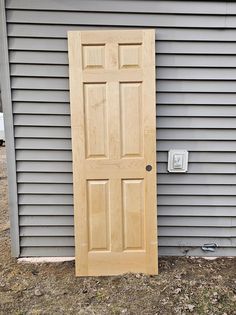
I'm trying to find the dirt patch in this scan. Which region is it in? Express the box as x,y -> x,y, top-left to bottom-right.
0,146 -> 236,315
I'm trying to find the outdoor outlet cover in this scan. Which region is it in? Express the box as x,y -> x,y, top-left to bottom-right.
168,150 -> 188,173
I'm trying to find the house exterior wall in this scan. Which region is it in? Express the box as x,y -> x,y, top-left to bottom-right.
1,0 -> 236,256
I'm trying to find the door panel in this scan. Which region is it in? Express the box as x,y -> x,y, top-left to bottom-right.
84,83 -> 108,158
122,179 -> 144,250
120,82 -> 143,157
87,180 -> 109,251
68,30 -> 157,276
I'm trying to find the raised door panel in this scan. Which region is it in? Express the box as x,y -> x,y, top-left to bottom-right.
122,179 -> 144,250
120,82 -> 143,157
84,83 -> 108,158
87,180 -> 110,251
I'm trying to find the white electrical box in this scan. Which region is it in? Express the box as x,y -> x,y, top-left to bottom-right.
168,150 -> 188,173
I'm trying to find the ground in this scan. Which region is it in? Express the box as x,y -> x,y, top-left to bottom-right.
0,146 -> 236,315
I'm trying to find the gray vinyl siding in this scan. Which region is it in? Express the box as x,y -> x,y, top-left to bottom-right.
4,0 -> 236,256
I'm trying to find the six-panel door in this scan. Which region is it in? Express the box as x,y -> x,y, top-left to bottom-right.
68,30 -> 157,276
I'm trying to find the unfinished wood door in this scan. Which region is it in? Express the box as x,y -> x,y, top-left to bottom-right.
68,30 -> 157,276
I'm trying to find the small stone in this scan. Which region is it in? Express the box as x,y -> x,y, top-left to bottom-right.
231,295 -> 236,302
135,274 -> 141,278
174,288 -> 181,294
34,288 -> 43,296
121,309 -> 127,313
186,304 -> 195,312
31,270 -> 38,276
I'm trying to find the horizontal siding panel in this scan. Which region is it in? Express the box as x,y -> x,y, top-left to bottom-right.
11,65 -> 236,81
12,103 -> 236,117
13,102 -> 70,115
158,55 -> 236,67
18,194 -> 73,205
159,226 -> 236,237
20,226 -> 74,236
16,161 -> 236,174
158,129 -> 236,140
158,206 -> 236,217
16,150 -> 72,161
20,236 -> 236,248
18,206 -> 235,218
12,90 -> 69,102
19,205 -> 74,216
20,246 -> 75,257
18,194 -> 236,207
19,205 -> 236,217
158,185 -> 236,196
18,183 -> 73,194
12,77 -> 68,90
15,138 -> 71,150
14,116 -> 236,129
21,246 -> 236,257
158,105 -> 236,117
158,174 -> 236,185
158,162 -> 236,174
11,64 -> 69,77
158,68 -> 236,80
18,183 -> 236,196
10,52 -> 236,68
15,183 -> 233,198
158,237 -> 236,247
18,184 -> 236,196
159,117 -> 236,129
16,151 -> 236,164
17,173 -> 72,183
17,161 -> 72,172
7,25 -> 236,42
10,51 -> 68,65
157,141 -> 236,152
6,1 -> 230,15
159,216 -> 236,227
15,139 -> 236,152
15,126 -> 71,138
20,236 -> 74,247
19,215 -> 74,226
158,93 -> 236,105
157,81 -> 236,93
11,77 -> 236,93
9,38 -> 67,52
6,11 -> 230,28
9,38 -> 236,55
160,152 -> 236,163
158,195 -> 236,206
16,172 -> 232,185
157,41 -> 236,55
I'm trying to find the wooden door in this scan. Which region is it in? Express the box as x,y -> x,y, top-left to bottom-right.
68,30 -> 157,276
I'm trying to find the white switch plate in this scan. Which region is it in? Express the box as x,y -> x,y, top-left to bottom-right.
168,150 -> 188,173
